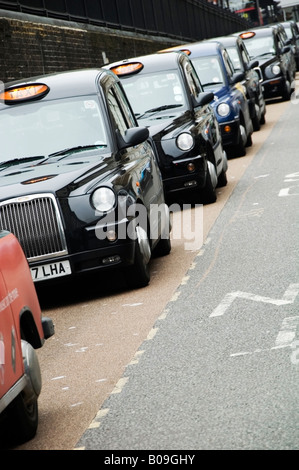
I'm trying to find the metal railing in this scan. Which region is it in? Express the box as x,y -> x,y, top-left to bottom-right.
0,0 -> 251,41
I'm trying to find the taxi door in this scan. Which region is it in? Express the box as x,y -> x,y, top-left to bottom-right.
0,265 -> 23,403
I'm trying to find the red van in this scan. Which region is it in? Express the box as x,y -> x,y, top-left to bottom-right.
0,230 -> 54,446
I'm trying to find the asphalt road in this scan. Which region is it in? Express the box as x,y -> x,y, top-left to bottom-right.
14,88 -> 298,450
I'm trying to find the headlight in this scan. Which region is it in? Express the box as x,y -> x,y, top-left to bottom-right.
176,133 -> 194,151
272,64 -> 280,75
91,187 -> 116,212
217,103 -> 230,117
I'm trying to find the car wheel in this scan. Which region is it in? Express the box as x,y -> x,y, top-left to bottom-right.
1,383 -> 39,446
217,150 -> 228,188
153,204 -> 172,257
252,104 -> 261,131
153,236 -> 171,257
126,225 -> 151,289
246,132 -> 253,147
217,168 -> 227,188
200,160 -> 217,204
282,78 -> 291,101
233,124 -> 246,157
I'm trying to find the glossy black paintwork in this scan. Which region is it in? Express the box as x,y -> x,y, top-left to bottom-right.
106,52 -> 227,197
0,69 -> 166,282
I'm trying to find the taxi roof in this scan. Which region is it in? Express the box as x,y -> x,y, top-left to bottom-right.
0,68 -> 114,107
238,25 -> 280,38
107,51 -> 186,75
208,35 -> 241,47
177,41 -> 224,57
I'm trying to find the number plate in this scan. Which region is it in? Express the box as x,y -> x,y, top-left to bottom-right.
30,260 -> 71,282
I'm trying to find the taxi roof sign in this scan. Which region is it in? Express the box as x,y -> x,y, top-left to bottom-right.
0,83 -> 49,104
110,62 -> 144,76
239,31 -> 256,40
179,49 -> 191,56
158,47 -> 191,56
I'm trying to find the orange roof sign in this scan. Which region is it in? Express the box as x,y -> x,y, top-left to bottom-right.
239,31 -> 256,40
0,84 -> 49,104
110,62 -> 144,76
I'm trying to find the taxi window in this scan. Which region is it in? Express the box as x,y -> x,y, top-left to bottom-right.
240,43 -> 250,67
222,50 -> 235,78
120,71 -> 187,119
107,86 -> 129,138
182,59 -> 202,98
114,82 -> 137,128
192,56 -> 225,89
227,46 -> 242,71
243,35 -> 276,57
277,31 -> 285,50
0,96 -> 108,161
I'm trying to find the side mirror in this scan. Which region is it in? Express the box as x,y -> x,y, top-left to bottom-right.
117,126 -> 149,150
249,59 -> 259,69
281,45 -> 291,54
232,71 -> 245,84
193,91 -> 214,107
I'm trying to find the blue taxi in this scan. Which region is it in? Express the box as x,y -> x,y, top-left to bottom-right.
162,41 -> 254,158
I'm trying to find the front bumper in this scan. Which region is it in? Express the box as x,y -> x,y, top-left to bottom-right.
219,119 -> 240,148
161,154 -> 206,194
29,217 -> 138,282
262,76 -> 285,99
29,239 -> 136,282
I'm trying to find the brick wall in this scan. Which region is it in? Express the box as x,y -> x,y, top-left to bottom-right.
0,10 -> 180,82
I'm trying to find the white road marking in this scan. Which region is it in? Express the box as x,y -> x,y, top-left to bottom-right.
146,327 -> 158,340
111,377 -> 129,394
181,275 -> 190,285
210,283 -> 299,317
170,291 -> 181,301
129,350 -> 144,365
279,186 -> 299,196
273,316 -> 299,348
87,408 -> 109,429
122,302 -> 143,307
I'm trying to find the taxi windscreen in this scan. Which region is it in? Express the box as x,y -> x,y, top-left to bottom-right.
120,71 -> 187,120
0,96 -> 109,162
241,35 -> 276,59
191,56 -> 225,90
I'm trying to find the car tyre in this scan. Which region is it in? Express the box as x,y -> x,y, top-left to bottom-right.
282,78 -> 291,101
153,236 -> 171,257
200,161 -> 217,204
260,112 -> 266,125
1,386 -> 39,446
217,168 -> 228,188
233,124 -> 246,157
246,132 -> 253,147
126,226 -> 151,289
252,104 -> 261,131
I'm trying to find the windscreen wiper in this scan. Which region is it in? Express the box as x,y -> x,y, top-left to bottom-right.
202,82 -> 223,87
0,155 -> 45,170
252,52 -> 273,58
49,144 -> 107,157
136,104 -> 182,119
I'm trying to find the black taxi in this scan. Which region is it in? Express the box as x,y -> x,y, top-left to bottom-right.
237,25 -> 296,101
106,51 -> 228,204
208,35 -> 266,130
0,69 -> 171,289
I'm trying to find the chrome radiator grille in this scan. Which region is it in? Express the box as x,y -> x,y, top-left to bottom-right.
0,193 -> 68,261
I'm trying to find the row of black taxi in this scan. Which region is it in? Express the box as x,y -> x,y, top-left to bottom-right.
0,21 -> 297,295
0,21 -> 297,294
0,20 -> 297,446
